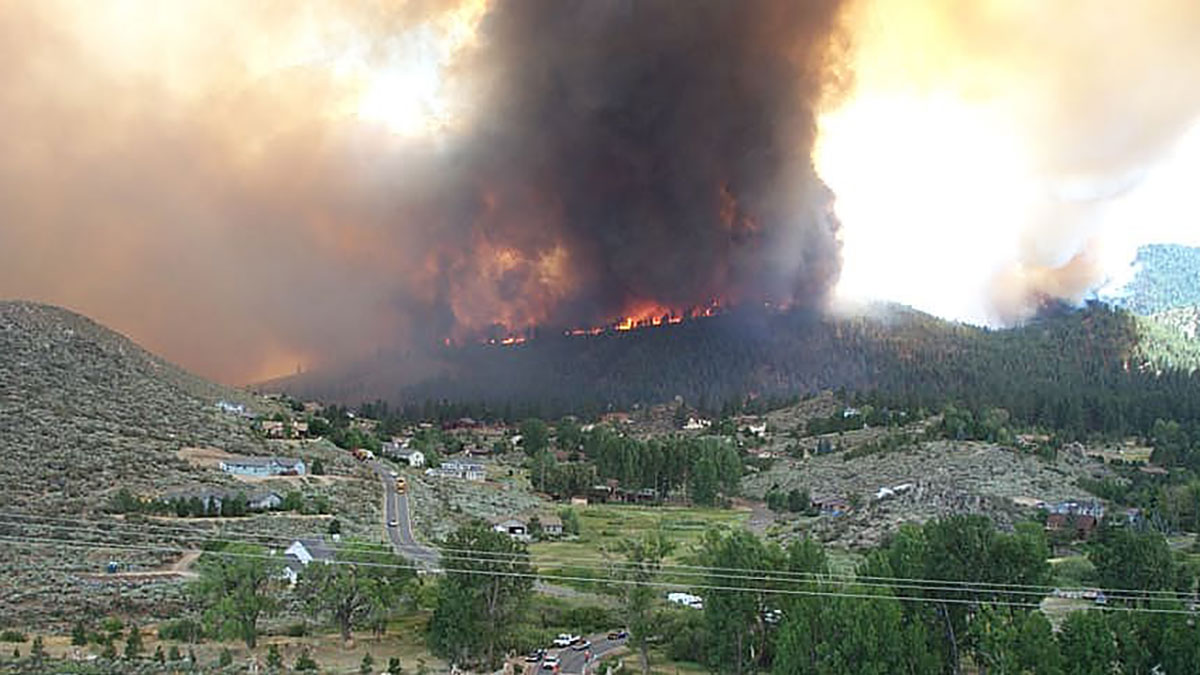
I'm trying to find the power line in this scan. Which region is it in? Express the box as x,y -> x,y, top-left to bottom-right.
0,532 -> 1195,616
1,512 -> 1194,603
0,517 -> 1163,604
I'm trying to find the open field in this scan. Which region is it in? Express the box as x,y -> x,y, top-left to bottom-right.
531,504 -> 750,568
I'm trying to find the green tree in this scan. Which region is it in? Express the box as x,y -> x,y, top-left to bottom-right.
328,518 -> 342,535
968,605 -> 1061,675
70,621 -> 87,647
700,529 -> 781,674
786,487 -> 809,513
361,652 -> 375,674
124,624 -> 143,660
218,647 -> 233,668
619,529 -> 676,675
168,645 -> 181,662
1057,611 -> 1115,675
519,418 -> 549,456
266,643 -> 283,669
427,522 -> 535,669
297,543 -> 414,644
192,545 -> 281,648
100,637 -> 116,660
387,656 -> 403,674
1089,525 -> 1174,597
30,636 -> 45,665
559,507 -> 581,536
154,645 -> 165,664
311,458 -> 326,475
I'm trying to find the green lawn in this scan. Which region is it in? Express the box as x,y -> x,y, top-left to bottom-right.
531,504 -> 750,568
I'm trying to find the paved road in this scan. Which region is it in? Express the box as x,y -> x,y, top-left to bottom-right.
371,461 -> 439,567
550,633 -> 628,674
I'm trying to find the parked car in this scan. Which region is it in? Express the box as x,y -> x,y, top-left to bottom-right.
541,655 -> 560,671
525,649 -> 546,663
573,640 -> 592,652
607,629 -> 628,640
387,519 -> 398,527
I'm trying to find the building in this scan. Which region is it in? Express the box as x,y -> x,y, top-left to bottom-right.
281,537 -> 336,585
427,460 -> 484,481
260,420 -> 286,438
219,456 -> 306,477
492,517 -> 529,541
1046,513 -> 1099,540
540,514 -> 564,537
216,400 -> 246,415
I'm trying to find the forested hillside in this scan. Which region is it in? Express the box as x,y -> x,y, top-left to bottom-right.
1110,243 -> 1200,315
274,302 -> 1200,437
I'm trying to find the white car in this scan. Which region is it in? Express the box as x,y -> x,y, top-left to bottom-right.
541,655 -> 560,671
552,633 -> 579,647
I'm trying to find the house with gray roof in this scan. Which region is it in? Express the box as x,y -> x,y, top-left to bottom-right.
219,456 -> 306,477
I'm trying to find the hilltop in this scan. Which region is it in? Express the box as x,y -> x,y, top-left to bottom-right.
268,301 -> 1200,429
1107,243 -> 1200,316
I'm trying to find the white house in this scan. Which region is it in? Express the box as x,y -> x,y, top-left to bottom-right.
219,456 -> 306,477
281,537 -> 336,585
539,514 -> 564,537
492,517 -> 529,541
683,417 -> 711,431
393,448 -> 426,468
428,460 -> 484,481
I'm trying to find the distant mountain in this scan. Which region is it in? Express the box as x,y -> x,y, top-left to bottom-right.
268,301 -> 1200,431
1106,243 -> 1200,316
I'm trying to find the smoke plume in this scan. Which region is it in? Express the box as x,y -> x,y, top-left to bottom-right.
0,0 -> 844,383
818,0 -> 1200,324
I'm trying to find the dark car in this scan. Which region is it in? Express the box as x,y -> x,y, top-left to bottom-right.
524,649 -> 546,663
607,629 -> 629,640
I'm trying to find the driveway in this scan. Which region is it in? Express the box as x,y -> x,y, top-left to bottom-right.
371,461 -> 439,567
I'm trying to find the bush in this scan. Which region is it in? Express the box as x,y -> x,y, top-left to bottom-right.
158,618 -> 206,643
284,622 -> 309,637
295,648 -> 318,671
0,631 -> 27,643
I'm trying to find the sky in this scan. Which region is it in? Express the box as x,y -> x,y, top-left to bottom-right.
1,0 -> 1199,384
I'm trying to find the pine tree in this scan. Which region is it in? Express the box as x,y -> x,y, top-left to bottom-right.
387,656 -> 403,674
154,645 -> 165,663
30,636 -> 45,663
71,621 -> 88,647
101,636 -> 116,660
266,643 -> 283,669
218,647 -> 233,667
124,624 -> 143,660
360,652 -> 375,674
168,645 -> 181,662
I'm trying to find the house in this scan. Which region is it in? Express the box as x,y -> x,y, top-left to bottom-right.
291,421 -> 309,437
426,460 -> 484,481
682,417 -> 711,431
745,423 -> 768,438
219,456 -> 306,477
810,495 -> 849,516
492,517 -> 529,541
569,496 -> 589,507
540,515 -> 564,537
389,448 -> 426,468
667,592 -> 703,609
1046,513 -> 1098,540
260,420 -> 286,438
281,537 -> 336,585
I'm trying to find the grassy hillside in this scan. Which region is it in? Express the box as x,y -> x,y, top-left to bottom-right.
0,301 -> 380,630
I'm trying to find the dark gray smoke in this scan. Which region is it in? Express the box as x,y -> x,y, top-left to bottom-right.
0,0 -> 845,383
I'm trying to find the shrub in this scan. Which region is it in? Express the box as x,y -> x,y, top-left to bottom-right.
158,618 -> 206,643
0,631 -> 27,643
284,622 -> 309,637
295,648 -> 318,671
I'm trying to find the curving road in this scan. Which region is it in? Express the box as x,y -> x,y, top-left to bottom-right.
371,461 -> 439,567
544,633 -> 628,675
